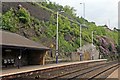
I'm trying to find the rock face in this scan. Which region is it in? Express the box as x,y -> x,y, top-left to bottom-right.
97,36 -> 117,59
77,44 -> 99,60
2,2 -> 118,61
2,2 -> 51,21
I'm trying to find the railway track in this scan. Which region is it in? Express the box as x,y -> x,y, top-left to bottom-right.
12,62 -> 104,79
47,61 -> 119,80
11,61 -> 119,80
69,62 -> 118,80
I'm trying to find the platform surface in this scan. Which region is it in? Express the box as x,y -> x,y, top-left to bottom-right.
107,67 -> 119,79
1,59 -> 107,77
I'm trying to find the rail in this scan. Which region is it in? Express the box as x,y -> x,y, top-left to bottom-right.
2,59 -> 108,80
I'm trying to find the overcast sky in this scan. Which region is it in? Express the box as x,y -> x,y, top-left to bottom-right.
50,0 -> 119,29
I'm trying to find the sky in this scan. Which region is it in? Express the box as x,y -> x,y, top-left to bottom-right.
50,0 -> 119,29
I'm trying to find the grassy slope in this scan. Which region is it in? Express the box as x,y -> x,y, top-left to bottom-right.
1,2 -> 118,60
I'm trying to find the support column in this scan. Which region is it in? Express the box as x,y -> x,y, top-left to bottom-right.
39,51 -> 47,65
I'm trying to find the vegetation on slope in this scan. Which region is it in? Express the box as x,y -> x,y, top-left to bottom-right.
1,2 -> 119,60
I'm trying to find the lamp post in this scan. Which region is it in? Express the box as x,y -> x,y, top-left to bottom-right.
80,3 -> 85,19
91,31 -> 96,60
80,24 -> 82,50
92,31 -> 94,46
79,3 -> 85,61
56,11 -> 59,64
79,2 -> 85,49
56,11 -> 64,64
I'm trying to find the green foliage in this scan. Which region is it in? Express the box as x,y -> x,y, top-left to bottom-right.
46,24 -> 56,37
2,8 -> 18,32
1,3 -> 119,59
59,35 -> 75,53
17,7 -> 30,23
39,1 -> 76,18
40,2 -> 63,12
31,36 -> 39,42
63,5 -> 76,17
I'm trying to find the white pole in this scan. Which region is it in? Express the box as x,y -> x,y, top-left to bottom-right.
92,31 -> 94,46
80,3 -> 85,61
80,24 -> 82,50
92,31 -> 93,60
92,31 -> 95,60
56,11 -> 59,63
108,19 -> 110,28
83,3 -> 85,19
56,11 -> 64,63
79,2 -> 85,50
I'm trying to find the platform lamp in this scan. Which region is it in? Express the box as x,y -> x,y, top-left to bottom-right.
91,31 -> 96,60
80,3 -> 85,20
80,2 -> 85,50
56,10 -> 64,64
79,2 -> 85,61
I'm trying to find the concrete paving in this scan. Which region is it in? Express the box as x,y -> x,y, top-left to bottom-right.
107,67 -> 119,79
1,59 -> 106,77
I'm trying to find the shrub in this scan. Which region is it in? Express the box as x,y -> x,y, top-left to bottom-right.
17,7 -> 30,23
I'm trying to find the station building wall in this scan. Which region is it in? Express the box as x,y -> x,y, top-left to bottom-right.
2,48 -> 47,68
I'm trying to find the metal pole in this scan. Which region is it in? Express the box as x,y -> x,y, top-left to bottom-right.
80,3 -> 85,61
56,11 -> 59,64
80,24 -> 82,50
79,2 -> 85,50
108,19 -> 110,28
92,31 -> 94,46
80,3 -> 85,19
83,3 -> 85,19
79,24 -> 82,61
92,31 -> 95,60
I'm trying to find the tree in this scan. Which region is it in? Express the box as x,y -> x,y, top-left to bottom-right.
17,7 -> 30,23
63,5 -> 76,17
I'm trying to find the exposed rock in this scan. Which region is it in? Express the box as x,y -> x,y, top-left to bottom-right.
97,36 -> 117,54
77,44 -> 99,60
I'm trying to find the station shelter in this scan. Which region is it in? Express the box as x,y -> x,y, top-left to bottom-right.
0,30 -> 49,68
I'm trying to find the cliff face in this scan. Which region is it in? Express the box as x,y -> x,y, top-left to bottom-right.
1,2 -> 119,60
2,2 -> 51,21
98,36 -> 117,59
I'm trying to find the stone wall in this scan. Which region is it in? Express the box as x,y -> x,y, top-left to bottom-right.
70,52 -> 80,61
77,44 -> 99,60
27,50 -> 47,65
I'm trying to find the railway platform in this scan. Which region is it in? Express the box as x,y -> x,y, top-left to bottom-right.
107,67 -> 119,79
1,59 -> 107,78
